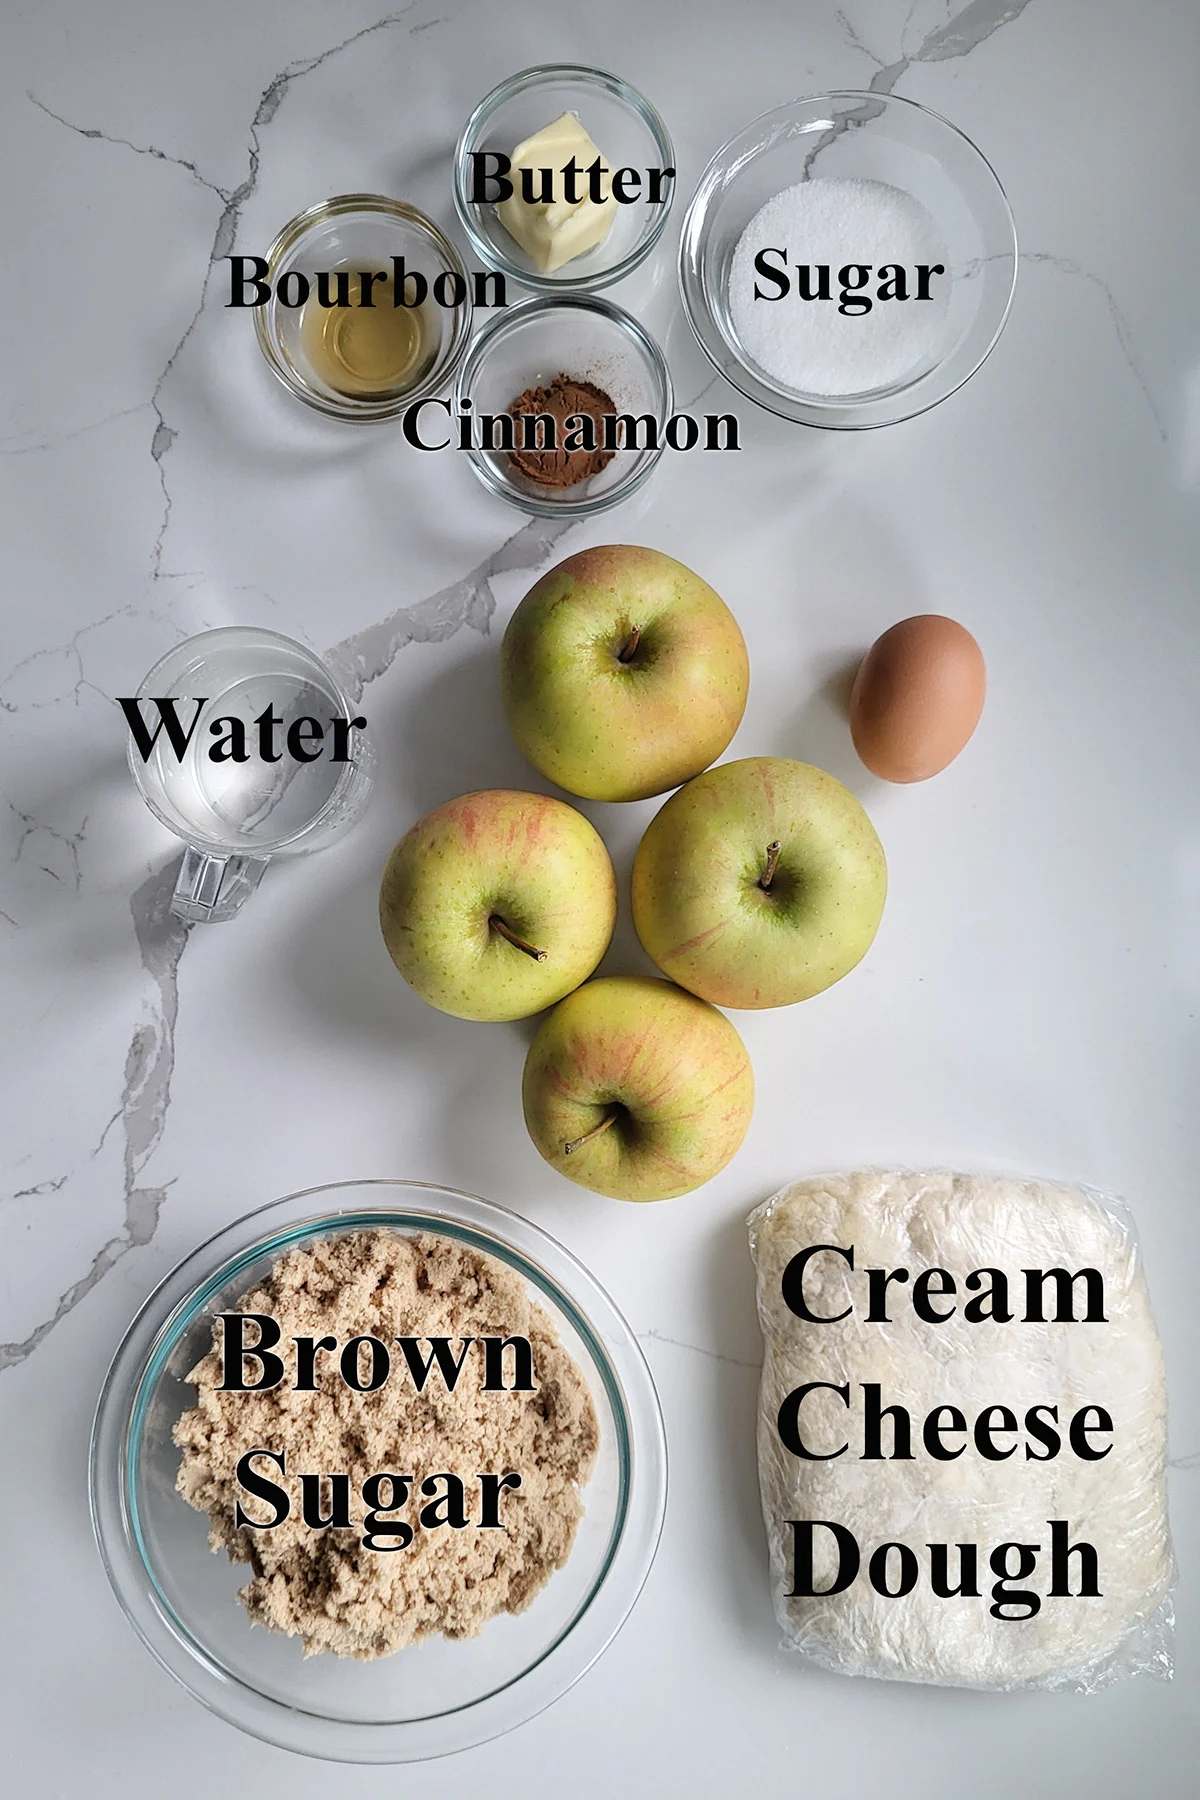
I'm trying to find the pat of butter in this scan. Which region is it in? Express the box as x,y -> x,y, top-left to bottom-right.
496,112 -> 618,273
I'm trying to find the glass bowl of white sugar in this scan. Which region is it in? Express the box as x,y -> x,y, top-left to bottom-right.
679,92 -> 1017,428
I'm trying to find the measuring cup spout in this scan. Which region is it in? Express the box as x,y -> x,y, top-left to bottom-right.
170,847 -> 269,924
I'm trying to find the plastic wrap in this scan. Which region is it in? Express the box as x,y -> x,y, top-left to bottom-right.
748,1170 -> 1174,1692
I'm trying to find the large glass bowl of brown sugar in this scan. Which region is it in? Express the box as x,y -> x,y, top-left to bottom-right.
90,1180 -> 666,1762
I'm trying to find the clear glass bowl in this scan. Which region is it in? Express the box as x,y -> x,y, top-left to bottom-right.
454,64 -> 676,293
453,294 -> 673,517
254,196 -> 474,422
90,1181 -> 667,1763
679,92 -> 1018,429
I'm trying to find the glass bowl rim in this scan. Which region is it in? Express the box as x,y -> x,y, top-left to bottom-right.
89,1178 -> 668,1763
452,292 -> 674,518
452,62 -> 677,294
253,194 -> 475,424
678,89 -> 1019,430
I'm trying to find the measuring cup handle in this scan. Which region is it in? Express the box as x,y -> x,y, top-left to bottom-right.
169,846 -> 269,924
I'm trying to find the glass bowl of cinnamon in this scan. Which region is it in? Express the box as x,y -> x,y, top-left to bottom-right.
453,294 -> 673,516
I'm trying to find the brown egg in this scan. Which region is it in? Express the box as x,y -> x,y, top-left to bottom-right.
850,615 -> 986,782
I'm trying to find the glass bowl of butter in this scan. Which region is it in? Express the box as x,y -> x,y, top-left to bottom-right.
454,64 -> 676,293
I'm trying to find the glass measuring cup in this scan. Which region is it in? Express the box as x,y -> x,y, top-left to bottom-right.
126,627 -> 376,923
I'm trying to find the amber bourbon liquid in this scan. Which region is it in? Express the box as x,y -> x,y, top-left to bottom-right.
299,269 -> 438,399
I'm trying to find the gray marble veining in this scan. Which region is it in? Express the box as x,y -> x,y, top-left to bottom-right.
0,0 -> 1171,1372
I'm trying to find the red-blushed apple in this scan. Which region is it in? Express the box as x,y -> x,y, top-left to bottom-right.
521,975 -> 755,1201
631,757 -> 887,1008
500,545 -> 749,802
379,789 -> 616,1021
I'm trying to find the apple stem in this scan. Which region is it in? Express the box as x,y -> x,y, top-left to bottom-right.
759,841 -> 782,891
617,624 -> 641,663
563,1108 -> 619,1156
489,914 -> 547,962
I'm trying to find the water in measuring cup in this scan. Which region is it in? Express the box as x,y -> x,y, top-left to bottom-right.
144,661 -> 351,852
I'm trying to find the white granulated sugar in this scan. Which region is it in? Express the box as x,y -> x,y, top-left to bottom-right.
729,177 -> 950,397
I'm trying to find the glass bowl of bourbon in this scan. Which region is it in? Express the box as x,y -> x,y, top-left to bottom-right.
254,195 -> 475,423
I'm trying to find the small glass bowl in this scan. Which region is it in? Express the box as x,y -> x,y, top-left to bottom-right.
254,196 -> 474,422
90,1181 -> 667,1763
454,64 -> 676,293
679,92 -> 1018,429
454,294 -> 673,517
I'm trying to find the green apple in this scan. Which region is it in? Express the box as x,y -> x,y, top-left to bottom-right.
380,789 -> 616,1022
521,975 -> 754,1201
631,757 -> 887,1009
500,545 -> 749,803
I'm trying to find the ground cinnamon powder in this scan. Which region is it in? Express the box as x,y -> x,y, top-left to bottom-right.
507,372 -> 617,488
173,1228 -> 598,1659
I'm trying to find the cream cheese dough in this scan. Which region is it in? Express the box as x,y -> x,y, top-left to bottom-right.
749,1171 -> 1173,1691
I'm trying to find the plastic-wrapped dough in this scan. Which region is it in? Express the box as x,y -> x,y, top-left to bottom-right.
749,1171 -> 1173,1691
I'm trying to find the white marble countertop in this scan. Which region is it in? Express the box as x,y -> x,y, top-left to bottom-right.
2,0 -> 1197,1791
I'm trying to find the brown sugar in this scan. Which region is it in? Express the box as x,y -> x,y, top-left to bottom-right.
507,372 -> 617,488
172,1228 -> 598,1659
